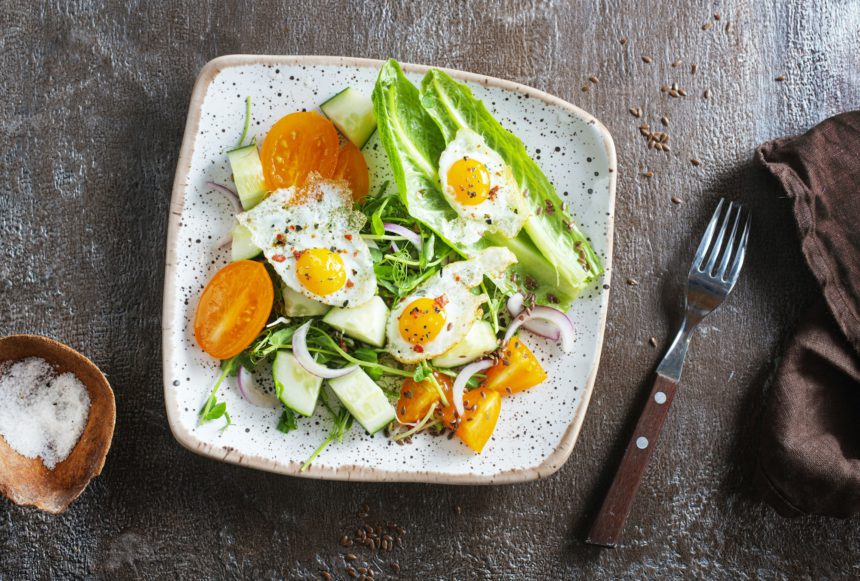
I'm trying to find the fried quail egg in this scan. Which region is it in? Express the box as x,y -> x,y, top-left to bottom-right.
237,178 -> 376,307
438,129 -> 531,239
386,247 -> 517,363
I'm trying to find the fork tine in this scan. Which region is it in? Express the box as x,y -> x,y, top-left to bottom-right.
716,205 -> 743,279
692,198 -> 725,271
727,213 -> 751,283
703,201 -> 734,274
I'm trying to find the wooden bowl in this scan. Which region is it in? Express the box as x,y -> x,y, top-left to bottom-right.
0,335 -> 115,514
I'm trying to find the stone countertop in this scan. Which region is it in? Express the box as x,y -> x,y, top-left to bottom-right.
1,1 -> 858,578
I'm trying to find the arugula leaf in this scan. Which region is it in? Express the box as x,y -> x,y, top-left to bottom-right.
198,353 -> 247,430
277,408 -> 298,434
419,67 -> 603,294
352,347 -> 384,381
301,388 -> 355,472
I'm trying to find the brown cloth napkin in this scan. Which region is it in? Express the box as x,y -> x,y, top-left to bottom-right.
753,111 -> 860,518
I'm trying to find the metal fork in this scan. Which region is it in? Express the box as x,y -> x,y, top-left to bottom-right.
586,198 -> 750,548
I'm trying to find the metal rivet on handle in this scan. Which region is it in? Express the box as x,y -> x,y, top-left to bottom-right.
636,437 -> 649,449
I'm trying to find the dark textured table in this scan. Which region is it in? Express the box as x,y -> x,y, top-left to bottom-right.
2,1 -> 859,579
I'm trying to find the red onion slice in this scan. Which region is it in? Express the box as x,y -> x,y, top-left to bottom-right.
206,181 -> 242,214
453,360 -> 494,417
237,366 -> 279,407
383,223 -> 422,251
506,293 -> 561,341
504,305 -> 575,353
292,321 -> 357,379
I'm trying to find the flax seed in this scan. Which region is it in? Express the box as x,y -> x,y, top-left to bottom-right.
346,567 -> 358,579
671,59 -> 682,68
643,171 -> 653,178
775,75 -> 786,82
391,563 -> 401,574
661,84 -> 670,93
649,337 -> 658,347
347,554 -> 358,561
671,196 -> 683,204
581,85 -> 589,92
662,144 -> 671,152
627,278 -> 639,286
629,107 -> 641,118
641,55 -> 653,64
691,63 -> 698,75
702,22 -> 713,30
589,75 -> 599,84
341,536 -> 353,547
714,12 -> 721,20
725,21 -> 733,32
322,572 -> 333,581
678,89 -> 687,97
691,159 -> 701,166
704,88 -> 711,99
669,89 -> 679,98
661,115 -> 669,126
358,568 -> 368,575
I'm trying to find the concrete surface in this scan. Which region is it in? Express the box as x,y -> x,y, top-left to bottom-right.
1,0 -> 859,579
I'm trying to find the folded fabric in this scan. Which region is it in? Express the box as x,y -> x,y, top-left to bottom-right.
754,111 -> 860,517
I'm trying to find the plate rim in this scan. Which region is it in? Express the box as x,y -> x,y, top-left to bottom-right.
162,54 -> 616,484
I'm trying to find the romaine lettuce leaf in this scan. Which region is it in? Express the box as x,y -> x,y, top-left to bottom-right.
371,59 -> 580,307
419,67 -> 603,293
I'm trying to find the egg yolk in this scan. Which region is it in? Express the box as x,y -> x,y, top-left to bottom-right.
447,157 -> 491,206
398,297 -> 446,346
294,248 -> 347,296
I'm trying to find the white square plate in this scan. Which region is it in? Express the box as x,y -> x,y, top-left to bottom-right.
163,55 -> 615,483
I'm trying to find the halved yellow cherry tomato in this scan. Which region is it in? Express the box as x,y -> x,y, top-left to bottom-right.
193,260 -> 274,360
438,387 -> 502,453
482,336 -> 547,395
396,373 -> 452,424
333,141 -> 370,200
260,112 -> 340,190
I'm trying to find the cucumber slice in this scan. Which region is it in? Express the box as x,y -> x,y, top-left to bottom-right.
227,144 -> 267,209
322,296 -> 389,347
327,369 -> 395,434
432,320 -> 499,368
230,223 -> 261,261
282,284 -> 330,317
273,350 -> 323,417
320,88 -> 377,148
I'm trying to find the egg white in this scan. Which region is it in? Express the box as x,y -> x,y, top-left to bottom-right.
438,129 -> 531,239
237,179 -> 376,307
386,247 -> 517,363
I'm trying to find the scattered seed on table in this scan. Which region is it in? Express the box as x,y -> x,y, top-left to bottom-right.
627,278 -> 639,286
678,89 -> 687,97
661,84 -> 670,93
642,55 -> 653,63
322,572 -> 333,581
347,554 -> 358,562
691,63 -> 698,75
629,107 -> 642,118
589,75 -> 599,84
661,115 -> 669,126
669,89 -> 679,98
671,196 -> 683,204
643,171 -> 653,178
346,567 -> 358,579
581,85 -> 589,92
455,505 -> 462,515
714,12 -> 721,20
391,563 -> 401,574
358,568 -> 368,575
775,75 -> 786,82
620,37 -> 628,45
671,59 -> 683,68
704,88 -> 711,99
662,144 -> 671,152
341,536 -> 353,547
691,158 -> 701,166
649,337 -> 658,347
725,21 -> 733,32
702,22 -> 713,30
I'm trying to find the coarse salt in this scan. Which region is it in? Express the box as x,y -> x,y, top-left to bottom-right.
0,357 -> 91,470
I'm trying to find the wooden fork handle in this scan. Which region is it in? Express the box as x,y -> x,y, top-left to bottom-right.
586,373 -> 679,547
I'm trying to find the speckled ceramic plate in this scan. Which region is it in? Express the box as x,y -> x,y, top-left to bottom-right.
163,55 -> 615,484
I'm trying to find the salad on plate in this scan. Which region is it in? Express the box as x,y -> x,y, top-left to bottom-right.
192,59 -> 603,469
